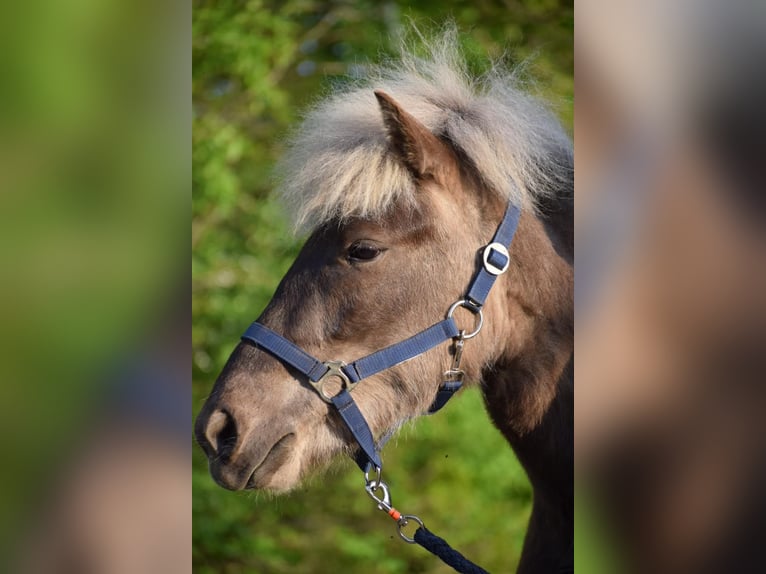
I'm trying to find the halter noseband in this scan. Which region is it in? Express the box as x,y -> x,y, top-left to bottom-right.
240,203 -> 520,472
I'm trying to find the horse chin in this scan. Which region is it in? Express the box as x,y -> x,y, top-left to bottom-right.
243,433 -> 301,492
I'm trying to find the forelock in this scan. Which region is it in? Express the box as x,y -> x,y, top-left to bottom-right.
275,25 -> 573,232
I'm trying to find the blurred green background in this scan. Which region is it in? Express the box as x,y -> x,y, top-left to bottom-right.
192,1 -> 572,572
0,0 -> 187,564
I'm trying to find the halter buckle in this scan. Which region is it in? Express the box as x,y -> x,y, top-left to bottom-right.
311,361 -> 357,403
483,242 -> 510,275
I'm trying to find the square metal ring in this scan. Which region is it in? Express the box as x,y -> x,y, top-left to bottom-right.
311,360 -> 356,403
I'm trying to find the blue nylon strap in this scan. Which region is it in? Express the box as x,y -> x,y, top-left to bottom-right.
241,319 -> 463,471
465,204 -> 521,308
487,248 -> 509,270
332,390 -> 382,470
346,318 -> 459,383
427,381 -> 463,414
241,323 -> 328,382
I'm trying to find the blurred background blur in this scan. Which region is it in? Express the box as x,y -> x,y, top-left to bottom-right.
1,0 -> 189,572
192,2 -> 571,573
576,0 -> 766,572
6,0 -> 762,571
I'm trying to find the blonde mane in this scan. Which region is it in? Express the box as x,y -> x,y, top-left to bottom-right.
276,27 -> 572,231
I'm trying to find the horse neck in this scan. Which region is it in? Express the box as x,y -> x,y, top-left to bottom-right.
479,203 -> 573,570
481,348 -> 573,573
481,201 -> 573,438
482,356 -> 573,507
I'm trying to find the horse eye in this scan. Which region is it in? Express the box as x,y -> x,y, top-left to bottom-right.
347,241 -> 383,262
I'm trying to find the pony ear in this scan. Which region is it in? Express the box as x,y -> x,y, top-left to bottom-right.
374,90 -> 448,179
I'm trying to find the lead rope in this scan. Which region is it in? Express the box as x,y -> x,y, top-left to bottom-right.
365,469 -> 490,574
365,470 -> 490,574
362,333 -> 490,574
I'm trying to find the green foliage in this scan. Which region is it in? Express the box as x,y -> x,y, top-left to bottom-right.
193,2 -> 571,571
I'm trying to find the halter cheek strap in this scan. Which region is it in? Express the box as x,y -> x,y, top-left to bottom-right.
241,203 -> 520,472
466,204 -> 520,306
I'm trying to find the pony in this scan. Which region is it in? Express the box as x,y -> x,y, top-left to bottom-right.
195,31 -> 573,573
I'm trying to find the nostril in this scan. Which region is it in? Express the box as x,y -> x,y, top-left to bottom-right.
205,410 -> 238,460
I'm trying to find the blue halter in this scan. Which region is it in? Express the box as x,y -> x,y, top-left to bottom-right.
241,203 -> 520,472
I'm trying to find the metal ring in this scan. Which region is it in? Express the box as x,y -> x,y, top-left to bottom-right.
310,361 -> 355,403
364,465 -> 382,488
446,300 -> 484,339
397,514 -> 425,544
